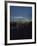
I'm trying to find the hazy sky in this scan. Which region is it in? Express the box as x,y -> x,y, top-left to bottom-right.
10,6 -> 32,21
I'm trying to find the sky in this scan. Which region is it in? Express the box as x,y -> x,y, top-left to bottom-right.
10,6 -> 32,22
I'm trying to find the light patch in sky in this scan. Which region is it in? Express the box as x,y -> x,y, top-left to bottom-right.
10,6 -> 32,22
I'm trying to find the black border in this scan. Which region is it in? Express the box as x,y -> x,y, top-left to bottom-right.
5,1 -> 36,45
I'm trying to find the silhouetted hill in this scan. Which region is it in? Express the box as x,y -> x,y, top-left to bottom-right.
10,21 -> 32,40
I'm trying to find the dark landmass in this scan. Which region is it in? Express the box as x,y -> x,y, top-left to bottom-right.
10,21 -> 32,40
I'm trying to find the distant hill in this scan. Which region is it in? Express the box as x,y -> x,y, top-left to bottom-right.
10,16 -> 32,23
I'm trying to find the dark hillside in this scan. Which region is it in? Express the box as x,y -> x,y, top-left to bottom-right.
10,21 -> 32,40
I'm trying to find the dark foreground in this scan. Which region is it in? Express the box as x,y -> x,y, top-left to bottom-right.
10,22 -> 32,40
